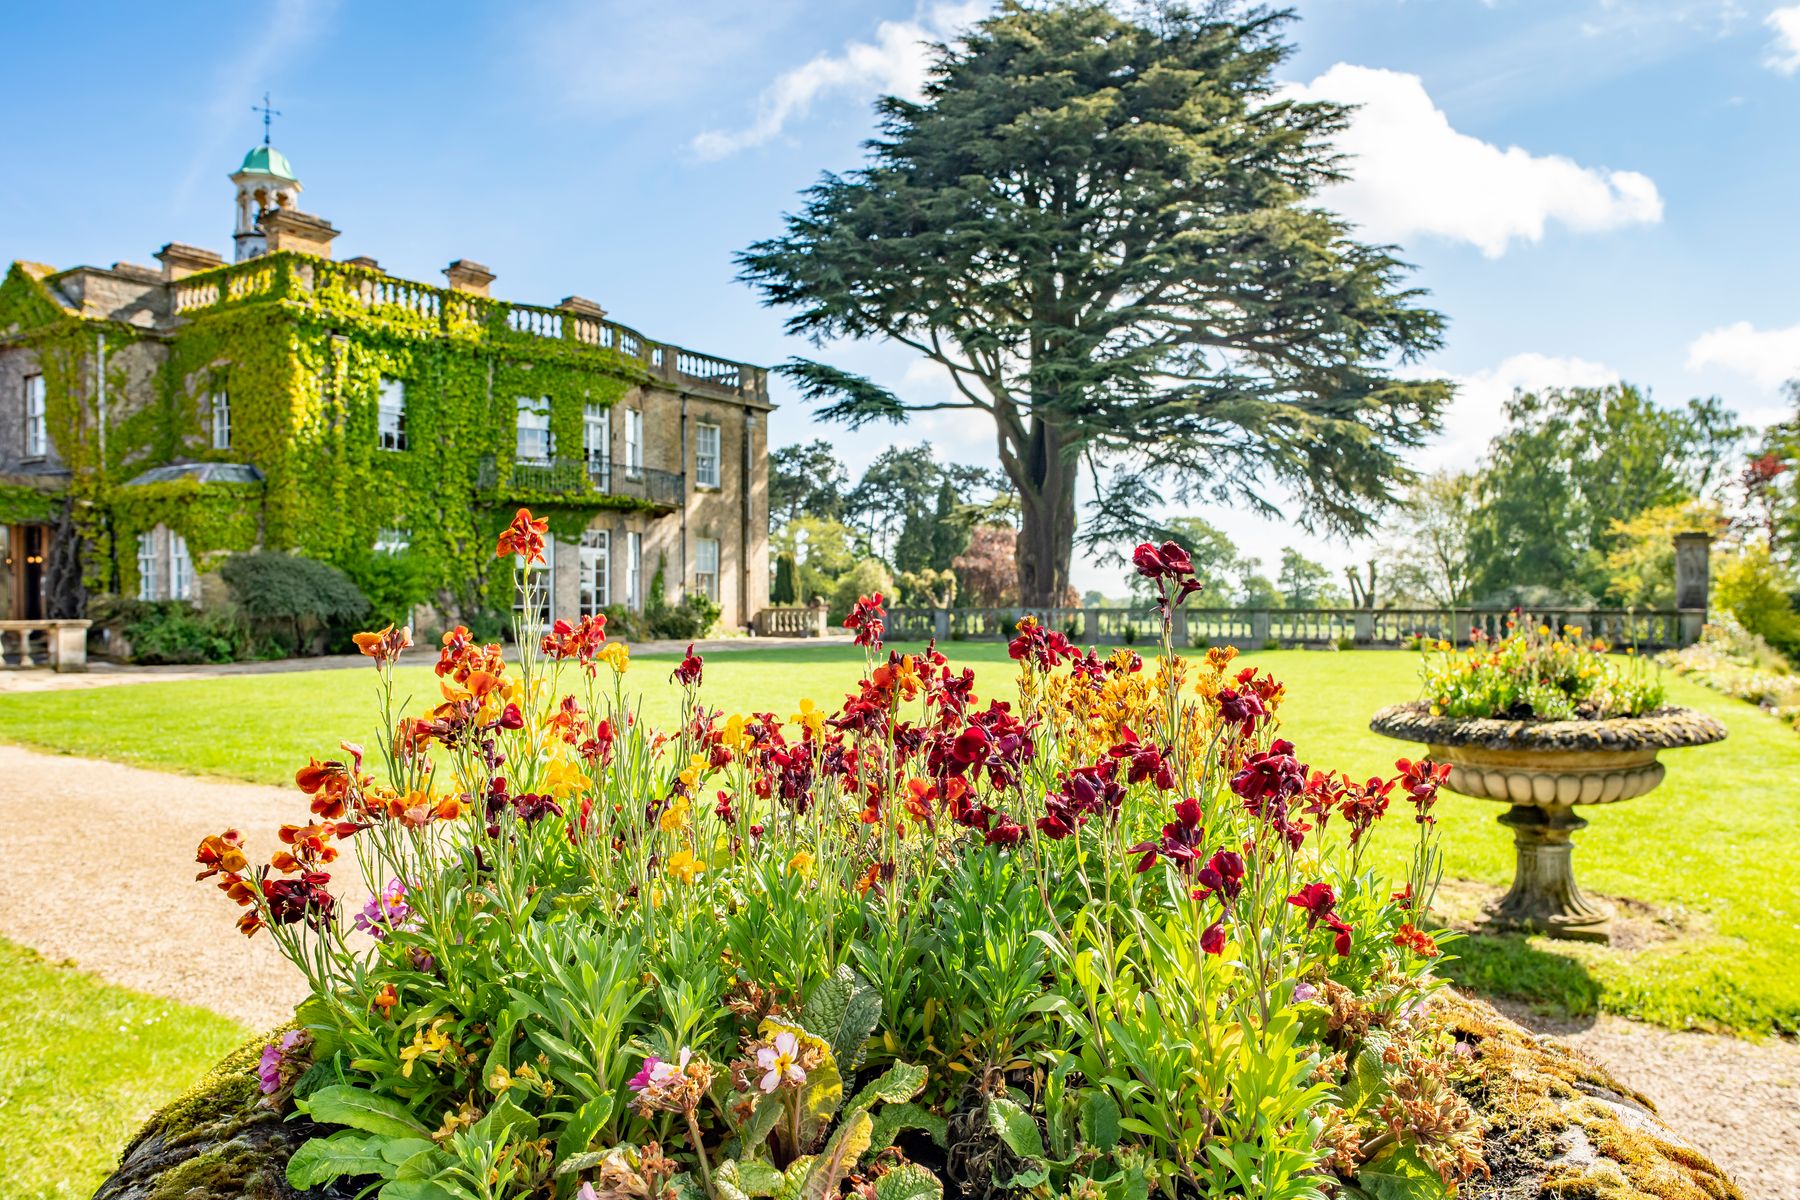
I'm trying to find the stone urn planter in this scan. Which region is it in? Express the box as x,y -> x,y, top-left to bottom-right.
1370,703 -> 1726,942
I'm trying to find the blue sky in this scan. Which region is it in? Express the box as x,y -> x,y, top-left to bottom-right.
5,0 -> 1798,592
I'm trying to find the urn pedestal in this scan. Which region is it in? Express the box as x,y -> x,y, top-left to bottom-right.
1370,704 -> 1726,943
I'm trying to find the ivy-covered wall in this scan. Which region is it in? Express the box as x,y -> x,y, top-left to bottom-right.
1,253 -> 673,614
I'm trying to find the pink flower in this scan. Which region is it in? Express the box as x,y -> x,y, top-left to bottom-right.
756,1029 -> 807,1093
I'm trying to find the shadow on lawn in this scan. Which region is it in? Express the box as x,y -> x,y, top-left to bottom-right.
1440,930 -> 1605,1030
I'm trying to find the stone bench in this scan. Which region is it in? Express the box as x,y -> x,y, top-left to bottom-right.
0,619 -> 91,672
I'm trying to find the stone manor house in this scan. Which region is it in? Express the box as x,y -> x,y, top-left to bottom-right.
0,138 -> 772,633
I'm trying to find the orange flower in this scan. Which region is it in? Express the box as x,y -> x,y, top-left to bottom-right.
195,830 -> 248,881
496,507 -> 550,564
372,983 -> 400,1018
352,624 -> 413,664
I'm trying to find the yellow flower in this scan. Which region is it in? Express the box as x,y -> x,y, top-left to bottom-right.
791,698 -> 825,739
598,642 -> 630,674
722,713 -> 749,750
787,850 -> 815,878
660,796 -> 691,833
400,1019 -> 453,1078
542,758 -> 588,799
667,848 -> 704,884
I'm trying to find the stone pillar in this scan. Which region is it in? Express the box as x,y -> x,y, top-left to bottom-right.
1249,610 -> 1271,646
1353,609 -> 1374,644
1170,607 -> 1189,648
48,620 -> 90,673
1492,804 -> 1613,942
933,608 -> 951,642
810,599 -> 829,639
1674,531 -> 1712,646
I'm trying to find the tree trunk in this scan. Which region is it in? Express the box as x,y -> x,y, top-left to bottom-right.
1011,416 -> 1077,607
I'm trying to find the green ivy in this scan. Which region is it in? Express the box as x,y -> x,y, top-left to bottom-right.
1,253 -> 665,613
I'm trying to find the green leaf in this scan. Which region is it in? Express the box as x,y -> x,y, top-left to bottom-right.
846,1062 -> 927,1114
556,1151 -> 608,1178
801,966 -> 881,1073
869,1102 -> 947,1153
1079,1092 -> 1121,1151
737,1092 -> 786,1155
300,1084 -> 432,1138
378,1181 -> 459,1200
732,1160 -> 788,1197
999,1165 -> 1049,1190
796,1111 -> 873,1200
1354,1147 -> 1444,1200
871,1163 -> 943,1200
987,1097 -> 1044,1161
554,1095 -> 615,1163
286,1131 -> 390,1188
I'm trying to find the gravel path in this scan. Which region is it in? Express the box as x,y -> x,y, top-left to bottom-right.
0,744 -> 338,1027
1,743 -> 1794,1193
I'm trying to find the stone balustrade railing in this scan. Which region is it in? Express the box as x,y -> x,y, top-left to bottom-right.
881,606 -> 1698,649
755,605 -> 830,638
0,619 -> 91,672
170,254 -> 769,404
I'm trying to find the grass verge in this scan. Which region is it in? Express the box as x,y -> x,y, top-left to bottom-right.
0,939 -> 249,1200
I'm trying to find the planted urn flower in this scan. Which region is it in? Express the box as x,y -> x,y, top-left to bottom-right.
1371,617 -> 1725,942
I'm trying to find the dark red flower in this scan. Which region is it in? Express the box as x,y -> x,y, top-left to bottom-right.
1193,849 -> 1245,902
672,644 -> 703,688
843,593 -> 887,649
1287,882 -> 1338,927
1200,919 -> 1227,955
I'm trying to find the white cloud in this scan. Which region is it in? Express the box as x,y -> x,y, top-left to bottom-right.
692,1 -> 986,160
1686,319 -> 1800,388
1418,352 -> 1621,470
1765,5 -> 1800,72
1284,64 -> 1663,257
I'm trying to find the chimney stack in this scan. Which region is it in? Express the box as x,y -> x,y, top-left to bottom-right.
155,243 -> 226,281
444,260 -> 495,297
260,209 -> 340,258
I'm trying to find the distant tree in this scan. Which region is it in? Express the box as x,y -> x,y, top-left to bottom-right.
954,524 -> 1020,606
1277,547 -> 1332,607
771,440 -> 850,528
740,2 -> 1450,605
773,516 -> 859,603
1343,561 -> 1377,608
1082,589 -> 1106,608
771,551 -> 799,605
1467,384 -> 1731,602
1379,471 -> 1476,607
928,476 -> 972,569
847,445 -> 940,563
1238,567 -> 1282,609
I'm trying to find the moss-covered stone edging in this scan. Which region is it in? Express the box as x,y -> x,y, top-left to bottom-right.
92,994 -> 1740,1200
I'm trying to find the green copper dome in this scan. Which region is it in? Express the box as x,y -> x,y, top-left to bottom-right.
237,145 -> 297,180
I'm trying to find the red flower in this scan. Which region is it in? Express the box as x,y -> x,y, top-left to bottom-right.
1214,688 -> 1265,736
672,644 -> 703,687
843,593 -> 886,649
1193,849 -> 1245,902
495,508 -> 550,564
1396,757 -> 1453,824
1200,919 -> 1227,955
1287,882 -> 1338,927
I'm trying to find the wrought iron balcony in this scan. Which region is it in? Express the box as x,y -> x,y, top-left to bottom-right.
476,456 -> 684,510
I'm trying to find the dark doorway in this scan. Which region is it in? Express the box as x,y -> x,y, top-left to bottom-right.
5,523 -> 50,620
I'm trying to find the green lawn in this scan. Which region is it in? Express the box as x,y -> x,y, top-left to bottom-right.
0,940 -> 249,1200
0,645 -> 1794,1036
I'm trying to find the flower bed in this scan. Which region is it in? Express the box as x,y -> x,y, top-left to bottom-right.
169,524 -> 1546,1198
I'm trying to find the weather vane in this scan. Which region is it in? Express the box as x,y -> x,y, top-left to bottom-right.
252,92 -> 281,146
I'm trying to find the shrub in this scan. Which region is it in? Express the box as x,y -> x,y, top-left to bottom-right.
342,549 -> 437,628
219,552 -> 371,656
828,558 -> 893,625
121,602 -> 246,665
1713,546 -> 1800,659
648,593 -> 721,640
192,517 -> 1484,1200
